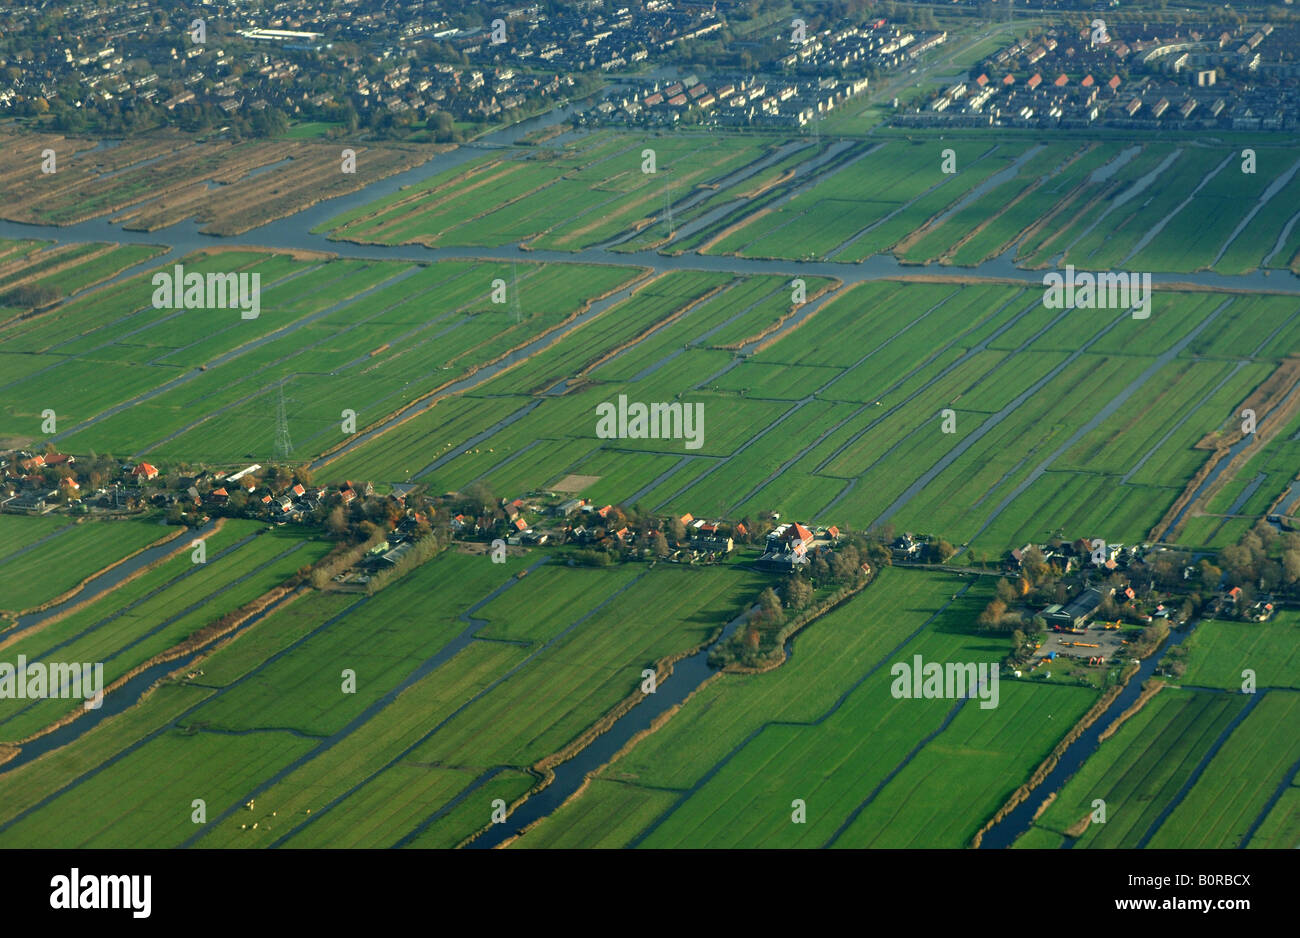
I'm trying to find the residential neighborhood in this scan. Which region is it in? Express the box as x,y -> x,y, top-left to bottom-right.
898,19 -> 1300,130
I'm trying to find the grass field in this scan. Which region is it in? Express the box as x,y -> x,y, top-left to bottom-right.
5,115 -> 1300,852
0,517 -> 172,614
0,547 -> 763,848
1179,610 -> 1300,691
511,569 -> 1095,848
1017,687 -> 1249,848
323,130 -> 794,252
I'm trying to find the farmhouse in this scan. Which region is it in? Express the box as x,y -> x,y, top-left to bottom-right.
755,522 -> 815,572
892,532 -> 925,561
689,519 -> 734,554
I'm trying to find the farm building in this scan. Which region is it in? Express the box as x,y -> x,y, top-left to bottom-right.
1043,587 -> 1110,629
1,490 -> 57,514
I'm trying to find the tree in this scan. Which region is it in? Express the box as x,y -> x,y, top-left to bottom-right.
869,521 -> 895,544
758,586 -> 782,616
461,481 -> 496,517
810,554 -> 831,583
1251,519 -> 1277,551
1284,550 -> 1300,587
930,539 -> 956,563
427,109 -> 455,142
1218,544 -> 1256,585
866,542 -> 891,568
1021,547 -> 1051,584
995,577 -> 1019,605
668,516 -> 687,544
782,575 -> 814,611
327,504 -> 347,536
651,531 -> 670,558
978,598 -> 1008,630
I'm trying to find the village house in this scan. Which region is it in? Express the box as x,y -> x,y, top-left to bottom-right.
131,462 -> 159,483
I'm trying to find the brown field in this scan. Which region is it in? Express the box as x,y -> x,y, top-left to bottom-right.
551,474 -> 601,493
0,127 -> 449,235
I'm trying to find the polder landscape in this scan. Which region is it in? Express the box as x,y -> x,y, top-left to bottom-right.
1,0 -> 1299,859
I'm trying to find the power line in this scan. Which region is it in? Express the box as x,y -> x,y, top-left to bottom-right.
273,383 -> 294,461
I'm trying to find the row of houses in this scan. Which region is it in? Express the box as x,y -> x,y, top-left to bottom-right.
938,19 -> 1300,131
591,71 -> 871,129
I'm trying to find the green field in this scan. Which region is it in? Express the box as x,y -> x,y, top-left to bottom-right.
0,518 -> 170,613
4,115 -> 1300,852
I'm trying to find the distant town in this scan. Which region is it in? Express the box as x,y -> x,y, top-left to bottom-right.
899,20 -> 1300,130
8,1 -> 1293,141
